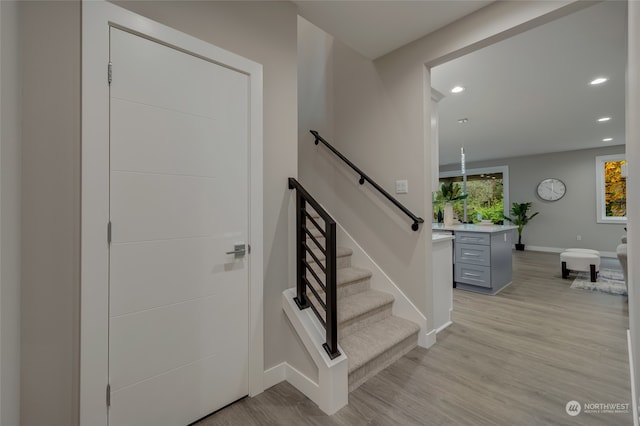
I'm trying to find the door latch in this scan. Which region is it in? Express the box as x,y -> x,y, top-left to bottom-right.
226,243 -> 246,258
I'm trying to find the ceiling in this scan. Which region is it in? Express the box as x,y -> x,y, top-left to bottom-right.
431,1 -> 627,165
295,1 -> 627,168
294,0 -> 493,59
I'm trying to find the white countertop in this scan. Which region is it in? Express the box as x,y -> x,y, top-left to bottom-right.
432,233 -> 454,243
432,223 -> 517,233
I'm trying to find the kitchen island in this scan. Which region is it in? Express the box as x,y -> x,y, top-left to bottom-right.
433,223 -> 517,295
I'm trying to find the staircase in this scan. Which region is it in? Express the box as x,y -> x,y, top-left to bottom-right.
306,213 -> 420,391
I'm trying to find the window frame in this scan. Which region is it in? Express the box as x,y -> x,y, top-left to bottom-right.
595,153 -> 627,224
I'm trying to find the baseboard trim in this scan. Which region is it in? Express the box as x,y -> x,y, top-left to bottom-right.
436,321 -> 453,334
628,330 -> 639,426
423,329 -> 437,348
526,245 -> 617,258
263,362 -> 287,390
285,363 -> 320,403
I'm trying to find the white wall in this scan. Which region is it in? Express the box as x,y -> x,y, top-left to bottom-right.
298,18 -> 432,325
627,0 -> 640,417
0,1 -> 21,424
441,146 -> 627,253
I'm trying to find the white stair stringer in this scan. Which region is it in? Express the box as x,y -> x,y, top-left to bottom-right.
281,288 -> 348,415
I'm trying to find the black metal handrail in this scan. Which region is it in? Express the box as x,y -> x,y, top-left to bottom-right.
288,178 -> 340,359
310,130 -> 424,231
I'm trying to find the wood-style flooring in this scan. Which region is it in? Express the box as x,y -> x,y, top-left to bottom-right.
196,250 -> 632,425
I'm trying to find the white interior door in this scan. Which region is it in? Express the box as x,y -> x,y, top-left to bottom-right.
108,28 -> 250,426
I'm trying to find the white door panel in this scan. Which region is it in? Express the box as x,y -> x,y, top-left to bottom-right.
110,289 -> 248,391
110,237 -> 244,317
109,27 -> 249,425
111,98 -> 222,178
110,172 -> 222,242
110,28 -> 247,121
109,352 -> 248,426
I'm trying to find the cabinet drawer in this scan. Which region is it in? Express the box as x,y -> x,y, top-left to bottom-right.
455,263 -> 491,288
455,243 -> 491,266
455,232 -> 490,246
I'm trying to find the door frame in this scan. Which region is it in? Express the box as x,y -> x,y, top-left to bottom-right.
80,2 -> 264,425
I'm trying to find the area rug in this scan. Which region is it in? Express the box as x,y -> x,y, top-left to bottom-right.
570,268 -> 627,296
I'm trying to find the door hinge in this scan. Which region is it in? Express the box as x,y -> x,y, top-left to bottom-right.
107,221 -> 112,244
108,62 -> 113,85
248,244 -> 251,254
106,384 -> 111,407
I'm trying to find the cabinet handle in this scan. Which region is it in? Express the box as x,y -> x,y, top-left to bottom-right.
463,252 -> 480,256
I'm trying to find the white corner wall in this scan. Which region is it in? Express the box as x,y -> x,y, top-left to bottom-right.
0,1 -> 21,424
627,0 -> 640,420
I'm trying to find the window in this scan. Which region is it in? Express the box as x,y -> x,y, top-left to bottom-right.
596,154 -> 626,223
434,166 -> 509,223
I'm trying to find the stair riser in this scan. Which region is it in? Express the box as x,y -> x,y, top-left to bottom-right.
338,276 -> 370,299
339,303 -> 393,339
348,333 -> 418,392
306,254 -> 351,269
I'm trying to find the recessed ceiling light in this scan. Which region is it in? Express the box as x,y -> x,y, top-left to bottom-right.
597,117 -> 611,122
457,118 -> 469,124
590,77 -> 608,85
602,137 -> 613,142
451,86 -> 465,94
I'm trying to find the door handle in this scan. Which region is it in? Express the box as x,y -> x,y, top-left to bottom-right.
226,243 -> 246,258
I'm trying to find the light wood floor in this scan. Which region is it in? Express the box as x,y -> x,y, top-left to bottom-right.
196,251 -> 632,425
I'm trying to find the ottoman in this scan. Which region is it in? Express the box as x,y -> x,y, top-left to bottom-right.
560,251 -> 600,282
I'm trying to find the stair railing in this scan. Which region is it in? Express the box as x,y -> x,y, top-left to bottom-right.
310,130 -> 424,231
288,178 -> 340,359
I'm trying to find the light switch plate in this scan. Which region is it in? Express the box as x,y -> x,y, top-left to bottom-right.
395,180 -> 408,194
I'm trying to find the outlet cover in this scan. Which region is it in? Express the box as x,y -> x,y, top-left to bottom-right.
395,180 -> 408,194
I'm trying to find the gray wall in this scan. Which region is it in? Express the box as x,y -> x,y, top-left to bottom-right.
441,145 -> 627,253
298,18 -> 432,323
20,2 -> 81,425
0,1 -> 21,424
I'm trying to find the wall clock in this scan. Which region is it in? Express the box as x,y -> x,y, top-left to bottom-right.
537,178 -> 566,201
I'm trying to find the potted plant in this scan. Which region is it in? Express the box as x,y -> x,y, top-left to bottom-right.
503,202 -> 539,250
436,182 -> 468,226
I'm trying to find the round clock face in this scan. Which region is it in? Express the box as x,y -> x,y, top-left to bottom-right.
537,178 -> 566,201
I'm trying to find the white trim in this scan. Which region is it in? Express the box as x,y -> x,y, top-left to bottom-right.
436,321 -> 453,334
336,223 -> 433,348
263,363 -> 287,390
628,330 -> 639,426
281,289 -> 348,415
595,154 -> 627,224
81,2 -> 264,424
439,165 -> 510,220
526,245 -> 617,259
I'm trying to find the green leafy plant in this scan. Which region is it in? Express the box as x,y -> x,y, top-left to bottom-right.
503,202 -> 539,246
436,182 -> 468,202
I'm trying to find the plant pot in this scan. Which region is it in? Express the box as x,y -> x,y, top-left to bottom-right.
515,243 -> 525,251
444,202 -> 455,226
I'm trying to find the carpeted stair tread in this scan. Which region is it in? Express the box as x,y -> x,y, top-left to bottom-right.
337,267 -> 372,285
340,316 -> 420,374
307,246 -> 352,264
338,290 -> 394,325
